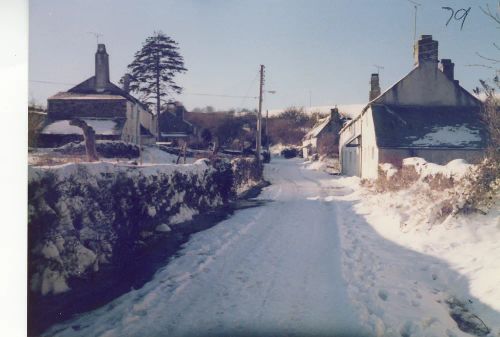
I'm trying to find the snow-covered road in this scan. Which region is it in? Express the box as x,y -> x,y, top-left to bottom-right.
44,158 -> 367,337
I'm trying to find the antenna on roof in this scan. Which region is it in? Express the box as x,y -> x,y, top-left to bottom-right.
373,64 -> 384,74
407,0 -> 422,44
87,32 -> 103,44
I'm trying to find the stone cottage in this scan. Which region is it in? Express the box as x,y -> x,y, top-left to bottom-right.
302,107 -> 347,158
158,101 -> 200,144
38,44 -> 157,147
339,35 -> 487,178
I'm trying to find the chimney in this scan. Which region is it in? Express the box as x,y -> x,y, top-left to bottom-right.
414,35 -> 438,66
175,102 -> 185,120
122,74 -> 131,93
95,44 -> 110,92
439,59 -> 455,81
369,73 -> 381,101
330,107 -> 339,121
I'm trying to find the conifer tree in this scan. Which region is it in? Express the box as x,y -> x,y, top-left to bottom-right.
122,32 -> 187,117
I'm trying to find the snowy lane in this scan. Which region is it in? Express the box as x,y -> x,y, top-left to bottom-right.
44,158 -> 366,337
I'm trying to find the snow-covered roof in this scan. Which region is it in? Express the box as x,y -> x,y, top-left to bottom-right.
372,105 -> 487,149
303,116 -> 331,140
41,119 -> 124,136
411,125 -> 482,147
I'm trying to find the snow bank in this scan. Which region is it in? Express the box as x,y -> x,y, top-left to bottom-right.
403,157 -> 473,179
28,157 -> 262,296
303,156 -> 340,175
140,146 -> 195,164
331,159 -> 500,336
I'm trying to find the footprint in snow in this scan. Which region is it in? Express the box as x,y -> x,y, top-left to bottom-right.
378,289 -> 389,301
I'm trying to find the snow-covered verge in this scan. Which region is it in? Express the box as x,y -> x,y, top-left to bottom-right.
310,158 -> 500,336
303,156 -> 340,175
28,157 -> 262,296
29,144 -> 194,166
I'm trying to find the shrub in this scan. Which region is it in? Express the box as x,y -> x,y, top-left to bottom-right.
457,158 -> 499,214
281,147 -> 300,159
231,157 -> 263,191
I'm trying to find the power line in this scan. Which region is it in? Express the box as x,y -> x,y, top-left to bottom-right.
30,80 -> 258,99
182,92 -> 258,99
30,79 -> 77,86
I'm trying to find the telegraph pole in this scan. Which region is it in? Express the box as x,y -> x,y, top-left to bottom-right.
256,65 -> 264,163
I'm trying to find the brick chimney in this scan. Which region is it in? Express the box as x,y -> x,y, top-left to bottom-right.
95,44 -> 110,92
369,73 -> 381,101
439,59 -> 454,81
414,35 -> 438,66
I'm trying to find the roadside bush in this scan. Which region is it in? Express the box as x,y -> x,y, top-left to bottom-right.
370,165 -> 420,192
231,157 -> 263,191
457,158 -> 499,214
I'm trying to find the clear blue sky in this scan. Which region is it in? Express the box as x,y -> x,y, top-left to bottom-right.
29,0 -> 499,111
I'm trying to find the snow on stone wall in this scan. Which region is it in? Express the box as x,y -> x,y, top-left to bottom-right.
28,157 -> 262,296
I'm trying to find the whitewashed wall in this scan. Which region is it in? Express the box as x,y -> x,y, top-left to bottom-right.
340,117 -> 363,176
374,62 -> 478,107
360,108 -> 379,179
121,101 -> 140,144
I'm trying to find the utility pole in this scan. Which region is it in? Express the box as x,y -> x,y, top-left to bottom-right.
256,65 -> 264,163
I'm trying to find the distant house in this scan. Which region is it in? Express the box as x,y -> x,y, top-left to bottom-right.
302,107 -> 347,158
339,35 -> 486,178
38,44 -> 157,148
158,102 -> 200,144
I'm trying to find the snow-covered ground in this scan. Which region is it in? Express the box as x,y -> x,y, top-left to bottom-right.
42,158 -> 499,337
43,158 -> 368,337
333,177 -> 499,337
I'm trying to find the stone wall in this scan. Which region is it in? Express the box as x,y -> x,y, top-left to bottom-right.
28,157 -> 262,296
48,99 -> 127,119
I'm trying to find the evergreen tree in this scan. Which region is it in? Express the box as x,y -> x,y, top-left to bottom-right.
122,32 -> 187,117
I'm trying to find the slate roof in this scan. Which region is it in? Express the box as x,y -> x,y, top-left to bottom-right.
49,92 -> 126,100
304,117 -> 331,140
371,104 -> 487,149
49,76 -> 151,112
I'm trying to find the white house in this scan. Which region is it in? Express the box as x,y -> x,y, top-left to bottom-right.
339,35 -> 487,178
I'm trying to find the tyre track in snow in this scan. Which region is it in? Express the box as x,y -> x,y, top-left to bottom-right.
44,158 -> 367,337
